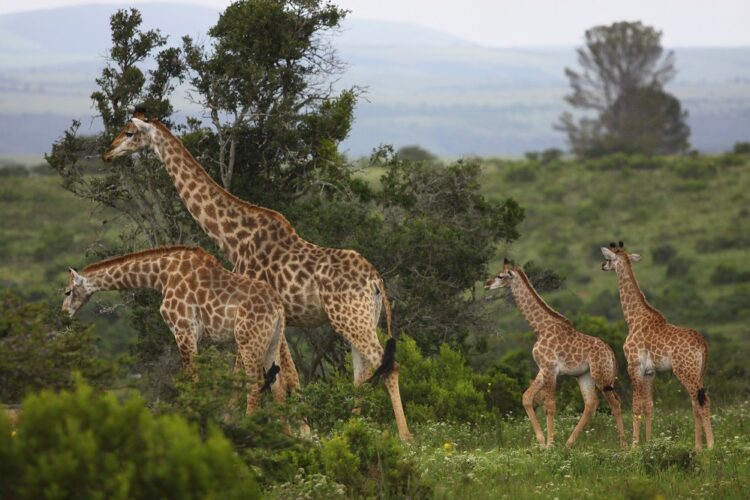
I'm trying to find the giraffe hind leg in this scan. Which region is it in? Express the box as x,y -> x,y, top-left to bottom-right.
565,372 -> 598,448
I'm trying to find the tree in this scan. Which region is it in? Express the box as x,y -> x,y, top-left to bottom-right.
181,0 -> 356,207
558,21 -> 690,157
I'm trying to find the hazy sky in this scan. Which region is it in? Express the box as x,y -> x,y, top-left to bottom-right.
1,0 -> 749,47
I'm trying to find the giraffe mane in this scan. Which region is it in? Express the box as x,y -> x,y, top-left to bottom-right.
514,267 -> 573,329
619,253 -> 665,321
82,246 -> 219,273
151,120 -> 298,235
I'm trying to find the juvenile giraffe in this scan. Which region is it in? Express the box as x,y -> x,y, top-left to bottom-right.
62,246 -> 290,414
485,259 -> 625,447
103,111 -> 410,440
601,241 -> 714,450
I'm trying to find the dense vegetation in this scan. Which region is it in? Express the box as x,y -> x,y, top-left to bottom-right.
1,2 -> 749,498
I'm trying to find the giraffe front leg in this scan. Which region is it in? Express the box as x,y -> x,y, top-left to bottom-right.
642,373 -> 655,442
565,372 -> 599,448
628,365 -> 645,446
522,372 -> 546,446
544,378 -> 557,447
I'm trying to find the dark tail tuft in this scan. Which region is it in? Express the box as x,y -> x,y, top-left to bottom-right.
368,338 -> 397,385
603,385 -> 615,392
697,388 -> 706,406
261,362 -> 280,393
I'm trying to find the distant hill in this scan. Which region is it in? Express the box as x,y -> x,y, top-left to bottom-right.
1,3 -> 750,159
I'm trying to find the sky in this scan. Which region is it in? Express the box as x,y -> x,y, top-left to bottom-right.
1,0 -> 749,48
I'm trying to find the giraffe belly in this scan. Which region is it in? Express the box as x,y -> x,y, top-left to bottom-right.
559,361 -> 589,377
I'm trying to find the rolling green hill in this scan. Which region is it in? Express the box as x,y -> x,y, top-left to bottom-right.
2,153 -> 749,359
477,153 -> 750,341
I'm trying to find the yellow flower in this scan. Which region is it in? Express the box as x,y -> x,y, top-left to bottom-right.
443,442 -> 454,455
11,431 -> 16,438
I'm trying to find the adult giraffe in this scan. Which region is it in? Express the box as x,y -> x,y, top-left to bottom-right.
103,110 -> 411,440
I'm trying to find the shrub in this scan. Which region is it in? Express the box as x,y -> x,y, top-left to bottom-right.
665,256 -> 692,278
710,262 -> 750,285
651,244 -> 677,264
672,157 -> 718,179
320,419 -> 432,498
0,382 -> 259,499
732,141 -> 750,154
0,291 -> 115,403
505,164 -> 537,182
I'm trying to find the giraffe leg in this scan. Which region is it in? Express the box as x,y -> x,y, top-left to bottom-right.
673,362 -> 709,451
543,377 -> 557,447
565,372 -> 599,448
700,392 -> 714,450
602,389 -> 626,448
319,286 -> 412,442
642,373 -> 655,442
522,372 -> 546,445
224,352 -> 246,420
278,333 -> 311,436
627,364 -> 645,446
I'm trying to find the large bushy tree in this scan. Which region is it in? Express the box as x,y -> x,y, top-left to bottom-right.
558,21 -> 690,157
45,2 -> 525,382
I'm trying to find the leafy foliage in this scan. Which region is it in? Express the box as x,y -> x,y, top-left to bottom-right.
0,291 -> 114,403
0,381 -> 259,499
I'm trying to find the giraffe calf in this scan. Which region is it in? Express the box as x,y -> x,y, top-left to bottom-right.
486,259 -> 626,448
62,246 -> 289,415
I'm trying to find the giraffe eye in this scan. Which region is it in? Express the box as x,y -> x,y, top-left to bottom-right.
64,290 -> 71,296
126,132 -> 134,138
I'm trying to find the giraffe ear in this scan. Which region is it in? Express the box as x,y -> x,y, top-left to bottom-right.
69,268 -> 85,284
131,117 -> 154,134
601,247 -> 617,260
629,253 -> 641,262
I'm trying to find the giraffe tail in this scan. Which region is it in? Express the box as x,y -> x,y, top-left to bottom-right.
367,338 -> 397,385
260,362 -> 280,393
374,275 -> 394,338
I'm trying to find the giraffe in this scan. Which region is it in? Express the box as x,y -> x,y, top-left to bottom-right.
62,245 -> 291,415
102,111 -> 411,441
485,259 -> 625,448
601,241 -> 714,450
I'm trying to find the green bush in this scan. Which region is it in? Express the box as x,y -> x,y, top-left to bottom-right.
320,419 -> 431,498
651,244 -> 677,264
710,262 -> 750,285
0,382 -> 259,499
0,291 -> 115,403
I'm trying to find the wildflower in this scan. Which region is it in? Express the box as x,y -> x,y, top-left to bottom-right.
11,430 -> 16,438
443,442 -> 455,456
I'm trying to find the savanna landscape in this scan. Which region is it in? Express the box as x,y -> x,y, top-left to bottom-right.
1,1 -> 749,498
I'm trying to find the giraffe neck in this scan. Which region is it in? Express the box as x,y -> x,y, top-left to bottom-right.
149,123 -> 298,267
613,259 -> 663,328
81,247 -> 189,293
510,269 -> 571,337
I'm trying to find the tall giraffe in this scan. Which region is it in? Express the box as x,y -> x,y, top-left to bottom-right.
485,259 -> 625,447
103,111 -> 411,440
62,246 -> 291,414
601,241 -> 714,450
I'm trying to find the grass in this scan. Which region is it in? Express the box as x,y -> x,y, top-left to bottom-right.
404,401 -> 750,499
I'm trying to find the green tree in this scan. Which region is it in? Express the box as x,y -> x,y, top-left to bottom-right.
181,0 -> 356,206
558,21 -> 690,157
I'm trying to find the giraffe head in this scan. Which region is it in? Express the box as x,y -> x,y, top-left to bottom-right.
600,241 -> 641,272
484,258 -> 518,290
102,109 -> 158,161
62,268 -> 92,317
